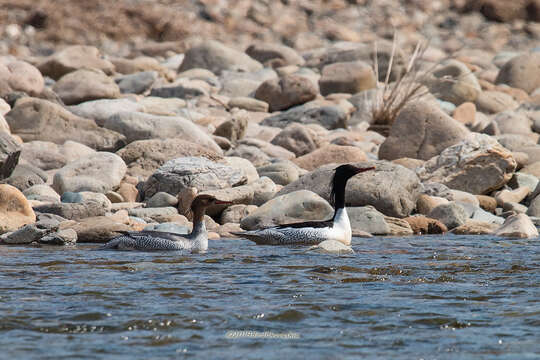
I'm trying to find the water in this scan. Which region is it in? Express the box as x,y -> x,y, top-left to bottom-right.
0,235 -> 539,359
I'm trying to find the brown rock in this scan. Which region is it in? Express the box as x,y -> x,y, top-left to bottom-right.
416,194 -> 449,215
270,123 -> 321,157
116,182 -> 139,203
213,112 -> 248,142
5,98 -> 125,151
33,201 -> 107,221
404,216 -> 448,235
245,43 -> 305,66
453,102 -> 476,126
379,100 -> 470,161
293,144 -> 367,171
0,59 -> 44,96
37,45 -> 115,80
66,216 -> 132,243
53,69 -> 120,105
452,220 -> 499,235
494,213 -> 538,238
496,53 -> 540,94
391,158 -> 425,170
475,91 -> 519,114
384,216 -> 414,236
520,161 -> 540,178
254,74 -> 318,112
476,195 -> 497,213
319,61 -> 376,96
494,187 -> 531,206
0,184 -> 36,234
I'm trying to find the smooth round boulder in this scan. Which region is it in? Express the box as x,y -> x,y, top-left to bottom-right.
428,202 -> 468,230
270,123 -> 320,157
240,190 -> 333,230
494,213 -> 539,238
0,184 -> 36,233
496,53 -> 540,94
0,59 -> 44,96
293,144 -> 367,171
254,74 -> 318,112
53,69 -> 120,105
319,61 -> 376,96
53,152 -> 127,194
379,100 -> 470,161
423,59 -> 481,105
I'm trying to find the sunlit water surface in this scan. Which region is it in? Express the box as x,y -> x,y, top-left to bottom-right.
1,235 -> 539,359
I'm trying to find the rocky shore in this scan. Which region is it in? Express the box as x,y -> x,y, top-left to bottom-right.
0,0 -> 539,247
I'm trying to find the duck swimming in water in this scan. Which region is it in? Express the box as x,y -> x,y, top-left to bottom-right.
98,194 -> 231,252
233,164 -> 375,246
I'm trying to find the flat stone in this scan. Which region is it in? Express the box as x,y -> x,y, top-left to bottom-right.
34,201 -> 107,221
227,97 -> 269,112
68,98 -> 145,127
53,69 -> 120,105
310,240 -> 354,255
261,104 -> 348,130
452,220 -> 499,235
66,216 -> 132,243
348,205 -> 389,235
245,43 -> 305,66
115,71 -> 158,94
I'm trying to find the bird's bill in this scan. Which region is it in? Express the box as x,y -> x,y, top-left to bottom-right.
354,166 -> 376,173
214,200 -> 233,205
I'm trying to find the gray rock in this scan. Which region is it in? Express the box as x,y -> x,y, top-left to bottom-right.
0,132 -> 21,180
146,192 -> 179,208
221,157 -> 259,184
5,98 -> 126,151
214,112 -> 248,142
526,193 -> 540,217
379,100 -> 470,161
53,152 -> 127,194
261,104 -> 348,130
237,138 -> 295,160
4,163 -> 47,191
278,161 -> 421,218
417,134 -> 517,194
508,172 -> 539,192
219,68 -> 277,97
226,145 -> 270,167
68,98 -> 146,127
52,68 -> 120,105
495,134 -> 537,152
0,59 -> 44,97
254,74 -> 318,112
141,157 -> 247,199
144,223 -> 189,235
257,162 -> 300,186
348,206 -> 390,235
39,228 -> 77,245
423,59 -> 481,105
245,43 -> 305,66
309,240 -> 354,255
428,202 -> 468,230
104,111 -> 221,152
2,224 -> 48,244
179,40 -> 263,75
495,53 -> 540,94
475,91 -> 519,114
33,201 -> 107,220
150,80 -> 209,99
227,97 -> 269,112
494,111 -> 533,135
128,207 -> 178,222
270,123 -> 320,157
23,184 -> 60,202
116,138 -> 222,179
116,71 -> 158,94
240,190 -> 333,230
61,191 -> 83,203
220,204 -> 258,224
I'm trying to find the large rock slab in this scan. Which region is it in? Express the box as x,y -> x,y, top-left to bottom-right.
428,202 -> 468,230
116,138 -> 222,179
495,53 -> 540,94
347,206 -> 390,235
141,157 -> 247,199
0,184 -> 35,234
53,69 -> 120,105
278,161 -> 421,217
0,59 -> 44,96
254,74 -> 318,112
53,152 -> 127,194
33,201 -> 108,221
494,213 -> 539,238
240,190 -> 333,230
261,104 -> 348,130
0,132 -> 21,180
104,111 -> 221,152
179,40 -> 262,75
5,98 -> 126,151
293,144 -> 367,171
379,100 -> 469,161
66,216 -> 132,243
417,134 -> 516,194
37,45 -> 115,80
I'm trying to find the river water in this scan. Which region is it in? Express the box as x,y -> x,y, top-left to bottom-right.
1,234 -> 539,359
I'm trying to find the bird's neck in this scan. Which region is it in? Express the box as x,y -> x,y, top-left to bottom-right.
332,178 -> 349,220
191,207 -> 207,237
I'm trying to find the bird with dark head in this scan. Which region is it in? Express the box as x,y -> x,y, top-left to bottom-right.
234,164 -> 376,246
98,194 -> 231,252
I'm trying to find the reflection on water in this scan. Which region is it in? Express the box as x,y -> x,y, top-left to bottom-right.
0,235 -> 539,359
